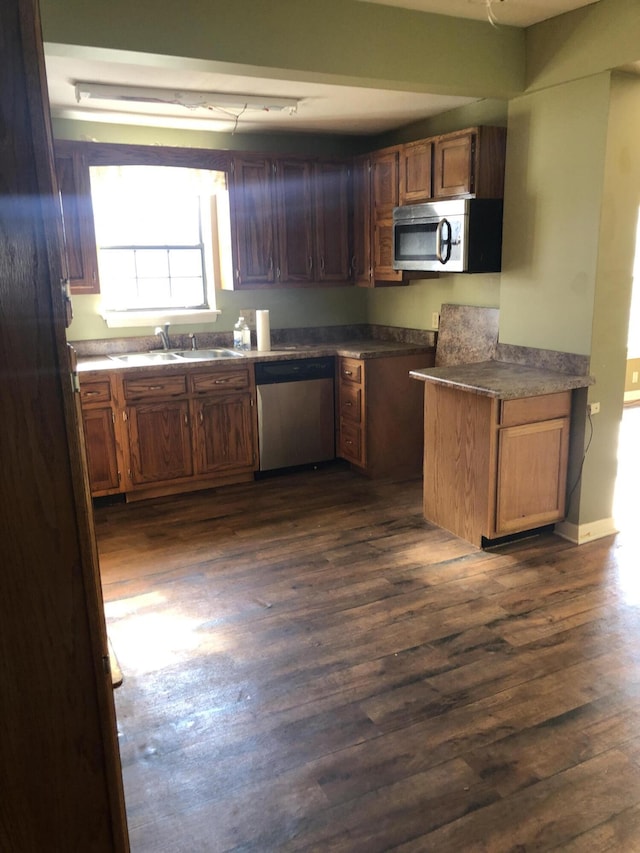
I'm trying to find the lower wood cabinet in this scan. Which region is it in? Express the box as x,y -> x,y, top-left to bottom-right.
126,400 -> 193,485
422,385 -> 571,546
338,351 -> 435,478
79,379 -> 121,495
79,363 -> 258,500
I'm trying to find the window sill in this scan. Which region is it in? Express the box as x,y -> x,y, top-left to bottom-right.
101,309 -> 221,329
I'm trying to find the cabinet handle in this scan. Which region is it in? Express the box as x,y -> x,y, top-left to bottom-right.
147,385 -> 163,390
184,413 -> 188,426
343,370 -> 352,376
214,378 -> 230,384
308,256 -> 313,272
199,411 -> 203,424
320,257 -> 325,272
344,401 -> 353,407
83,390 -> 101,397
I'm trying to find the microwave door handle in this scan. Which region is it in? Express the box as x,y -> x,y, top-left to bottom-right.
436,218 -> 452,264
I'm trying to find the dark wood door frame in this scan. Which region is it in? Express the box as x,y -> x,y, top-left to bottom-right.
0,0 -> 129,849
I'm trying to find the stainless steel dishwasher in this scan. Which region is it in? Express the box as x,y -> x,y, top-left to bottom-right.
255,357 -> 335,471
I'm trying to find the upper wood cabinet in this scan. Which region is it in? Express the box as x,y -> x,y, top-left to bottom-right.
352,155 -> 372,286
369,147 -> 403,285
230,155 -> 351,288
54,141 -> 100,294
433,126 -> 507,199
399,138 -> 434,204
275,158 -> 315,283
229,157 -> 278,286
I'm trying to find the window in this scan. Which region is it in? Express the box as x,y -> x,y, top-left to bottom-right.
90,165 -> 226,323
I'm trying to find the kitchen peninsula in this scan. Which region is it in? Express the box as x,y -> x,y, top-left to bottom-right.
411,353 -> 594,547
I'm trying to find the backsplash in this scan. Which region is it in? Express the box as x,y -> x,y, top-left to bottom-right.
70,324 -> 437,357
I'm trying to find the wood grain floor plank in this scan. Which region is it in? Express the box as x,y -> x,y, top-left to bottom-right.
94,464 -> 640,852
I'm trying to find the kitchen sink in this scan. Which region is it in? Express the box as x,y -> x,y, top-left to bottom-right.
109,348 -> 244,365
110,352 -> 181,364
173,349 -> 244,360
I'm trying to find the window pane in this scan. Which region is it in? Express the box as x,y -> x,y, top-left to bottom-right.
168,249 -> 203,278
170,279 -> 206,307
135,250 -> 170,280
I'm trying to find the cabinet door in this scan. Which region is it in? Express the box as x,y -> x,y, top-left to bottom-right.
399,139 -> 433,204
276,158 -> 315,283
314,161 -> 351,282
127,400 -> 193,484
371,149 -> 403,283
230,157 -> 277,286
82,407 -> 120,494
371,148 -> 400,215
433,131 -> 474,198
54,143 -> 100,294
495,417 -> 570,535
352,156 -> 372,286
193,393 -> 256,474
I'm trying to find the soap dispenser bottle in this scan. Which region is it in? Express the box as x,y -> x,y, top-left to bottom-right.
234,316 -> 250,350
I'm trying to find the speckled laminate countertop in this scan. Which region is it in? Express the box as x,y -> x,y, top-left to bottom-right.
77,340 -> 435,373
410,360 -> 594,400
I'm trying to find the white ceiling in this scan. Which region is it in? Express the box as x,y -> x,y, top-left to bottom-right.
44,0 -> 601,137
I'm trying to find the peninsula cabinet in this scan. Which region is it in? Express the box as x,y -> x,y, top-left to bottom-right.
422,384 -> 571,547
229,155 -> 351,288
337,351 -> 435,477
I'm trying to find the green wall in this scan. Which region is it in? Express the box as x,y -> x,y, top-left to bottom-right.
580,73 -> 640,525
499,74 -> 610,354
41,0 -> 524,100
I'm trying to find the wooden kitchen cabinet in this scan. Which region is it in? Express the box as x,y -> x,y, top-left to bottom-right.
338,351 -> 435,477
352,155 -> 372,286
229,156 -> 277,286
229,155 -> 351,288
54,141 -> 100,294
422,385 -> 571,546
370,148 -> 403,284
399,138 -> 433,204
190,367 -> 257,475
126,399 -> 193,485
79,378 -> 121,495
432,126 -> 507,199
79,363 -> 259,500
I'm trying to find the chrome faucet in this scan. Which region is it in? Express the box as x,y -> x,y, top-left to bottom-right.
188,332 -> 198,351
154,324 -> 170,350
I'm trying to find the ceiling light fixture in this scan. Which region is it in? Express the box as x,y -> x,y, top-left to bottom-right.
74,82 -> 300,114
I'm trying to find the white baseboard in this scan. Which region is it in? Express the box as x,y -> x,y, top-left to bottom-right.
555,517 -> 618,544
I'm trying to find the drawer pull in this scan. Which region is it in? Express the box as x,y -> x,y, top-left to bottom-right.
344,401 -> 353,407
343,370 -> 353,376
83,390 -> 101,397
147,385 -> 163,390
214,378 -> 230,384
345,439 -> 353,445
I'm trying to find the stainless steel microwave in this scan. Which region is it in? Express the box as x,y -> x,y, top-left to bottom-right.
392,198 -> 503,273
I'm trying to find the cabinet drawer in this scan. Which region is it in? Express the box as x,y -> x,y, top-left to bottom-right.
340,358 -> 363,384
339,383 -> 362,424
80,380 -> 111,404
500,391 -> 571,427
340,421 -> 364,466
190,368 -> 251,394
123,375 -> 186,400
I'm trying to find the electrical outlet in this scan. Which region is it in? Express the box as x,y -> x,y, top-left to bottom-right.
432,312 -> 440,330
633,371 -> 639,384
589,401 -> 600,415
241,309 -> 256,328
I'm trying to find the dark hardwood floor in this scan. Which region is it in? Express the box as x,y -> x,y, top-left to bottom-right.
95,457 -> 640,852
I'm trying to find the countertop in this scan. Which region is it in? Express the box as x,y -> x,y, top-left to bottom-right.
409,360 -> 594,400
77,340 -> 435,373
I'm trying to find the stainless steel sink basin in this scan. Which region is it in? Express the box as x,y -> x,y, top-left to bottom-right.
174,349 -> 244,360
110,352 -> 181,364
